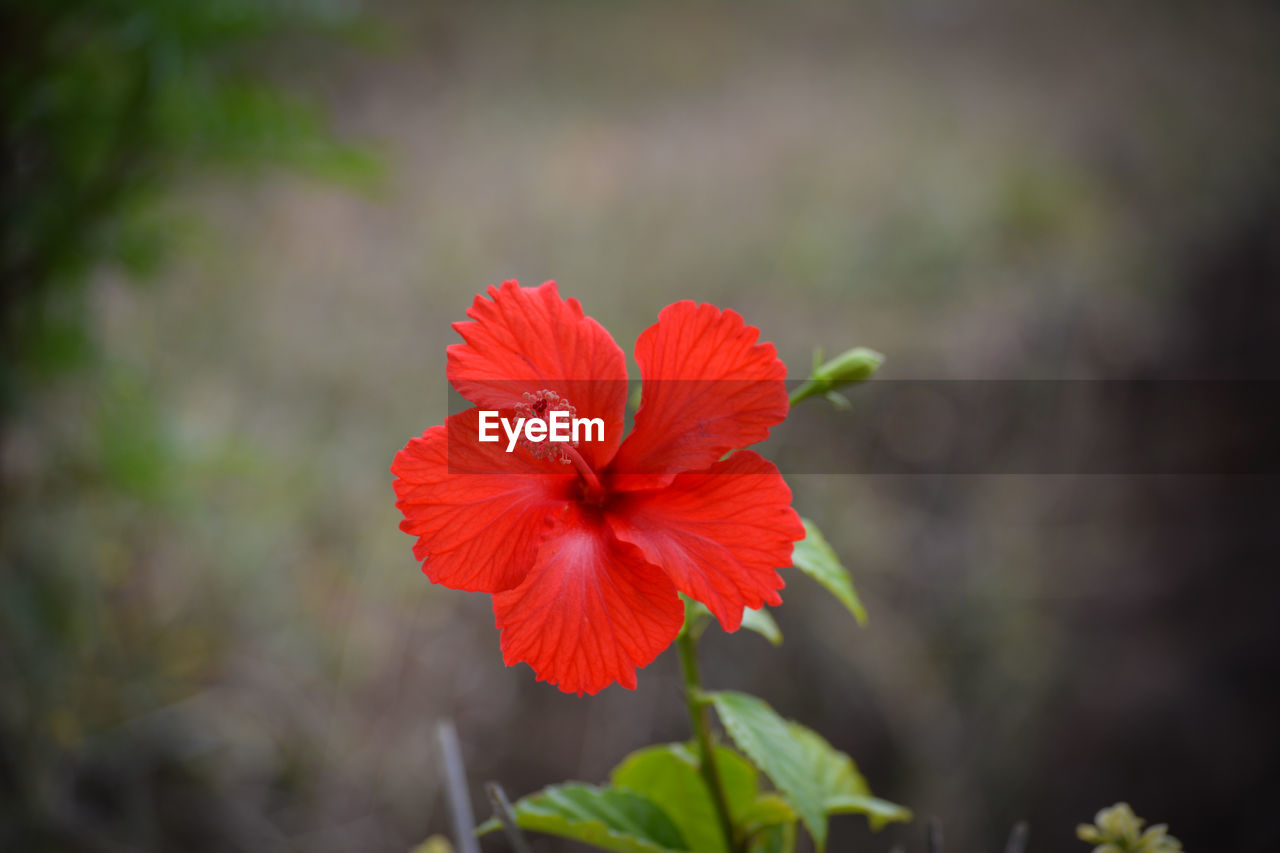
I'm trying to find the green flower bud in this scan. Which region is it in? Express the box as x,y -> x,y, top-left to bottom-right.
815,347 -> 884,385
790,347 -> 884,406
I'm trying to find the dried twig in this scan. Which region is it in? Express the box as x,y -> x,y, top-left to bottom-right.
485,781 -> 533,853
436,720 -> 480,853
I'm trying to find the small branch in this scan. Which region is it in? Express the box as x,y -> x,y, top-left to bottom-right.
1004,821 -> 1029,853
485,782 -> 533,853
436,720 -> 481,853
676,630 -> 740,853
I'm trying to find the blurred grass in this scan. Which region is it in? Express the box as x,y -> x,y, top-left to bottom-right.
3,1 -> 1280,851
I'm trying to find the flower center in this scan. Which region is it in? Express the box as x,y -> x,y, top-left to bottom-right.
514,389 -> 578,463
516,388 -> 607,504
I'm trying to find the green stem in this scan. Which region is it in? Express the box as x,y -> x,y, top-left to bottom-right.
788,382 -> 818,407
676,630 -> 740,853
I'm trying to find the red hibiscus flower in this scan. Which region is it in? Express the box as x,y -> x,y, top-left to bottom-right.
391,281 -> 804,694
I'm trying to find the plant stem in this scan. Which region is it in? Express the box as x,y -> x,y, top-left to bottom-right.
676,630 -> 740,853
788,382 -> 817,407
485,781 -> 533,853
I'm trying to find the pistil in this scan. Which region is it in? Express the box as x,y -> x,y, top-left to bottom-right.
562,444 -> 606,504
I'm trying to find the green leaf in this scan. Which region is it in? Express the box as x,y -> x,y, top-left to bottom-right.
784,723 -> 870,800
611,743 -> 758,853
682,596 -> 782,646
792,519 -> 868,625
710,693 -> 912,851
738,794 -> 798,838
747,820 -> 797,853
680,595 -> 712,639
477,783 -> 689,853
740,607 -> 783,645
784,724 -> 910,829
826,794 -> 913,829
738,792 -> 800,853
709,692 -> 830,851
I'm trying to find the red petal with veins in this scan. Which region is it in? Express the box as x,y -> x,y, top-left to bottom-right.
447,280 -> 629,471
609,301 -> 788,489
607,450 -> 803,631
392,408 -> 576,593
493,508 -> 684,695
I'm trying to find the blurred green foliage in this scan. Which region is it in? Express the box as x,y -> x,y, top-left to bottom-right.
1,1 -> 377,849
1,0 -> 378,412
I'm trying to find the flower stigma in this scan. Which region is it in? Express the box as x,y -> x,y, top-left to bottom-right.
509,389 -> 608,504
514,390 -> 578,463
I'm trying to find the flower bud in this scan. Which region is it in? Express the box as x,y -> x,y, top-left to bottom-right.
815,347 -> 883,385
790,347 -> 884,406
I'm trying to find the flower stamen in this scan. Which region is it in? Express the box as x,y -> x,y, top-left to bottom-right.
562,443 -> 606,504
514,389 -> 606,503
514,389 -> 578,464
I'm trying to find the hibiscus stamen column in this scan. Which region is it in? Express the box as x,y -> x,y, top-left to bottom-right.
561,443 -> 606,504
676,628 -> 741,853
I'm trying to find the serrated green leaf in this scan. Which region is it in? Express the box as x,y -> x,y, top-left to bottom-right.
784,724 -> 870,800
477,783 -> 689,853
710,693 -> 911,851
784,724 -> 910,828
611,743 -> 758,853
709,692 -> 830,851
792,519 -> 867,625
682,596 -> 782,646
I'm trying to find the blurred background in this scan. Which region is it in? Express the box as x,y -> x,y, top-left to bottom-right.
3,1 -> 1279,851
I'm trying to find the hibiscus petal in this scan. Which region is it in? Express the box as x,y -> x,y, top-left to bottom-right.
493,509 -> 684,695
607,450 -> 804,631
447,280 -> 629,470
391,408 -> 577,593
609,301 -> 788,488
